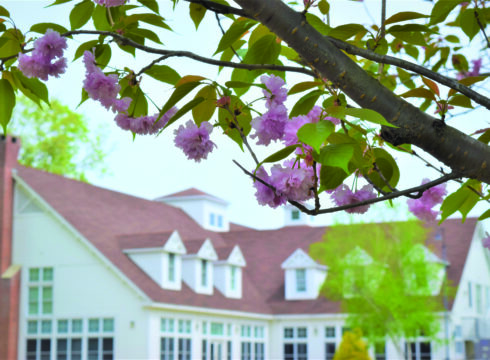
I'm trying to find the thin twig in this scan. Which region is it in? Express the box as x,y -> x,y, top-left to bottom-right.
233,159 -> 460,215
215,12 -> 242,62
326,36 -> 490,110
183,0 -> 252,19
224,105 -> 259,165
474,9 -> 490,48
312,161 -> 320,211
55,30 -> 316,77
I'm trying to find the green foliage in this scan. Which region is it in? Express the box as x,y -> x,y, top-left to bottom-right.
7,97 -> 107,181
310,221 -> 449,347
333,329 -> 372,360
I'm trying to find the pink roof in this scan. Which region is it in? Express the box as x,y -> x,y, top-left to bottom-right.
15,165 -> 477,314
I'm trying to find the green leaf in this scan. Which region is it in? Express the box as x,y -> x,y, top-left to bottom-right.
290,90 -> 322,118
123,13 -> 171,30
74,40 -> 99,60
288,81 -> 320,95
400,87 -> 436,101
225,81 -> 255,89
137,0 -> 159,13
30,23 -> 69,35
430,0 -> 464,25
458,75 -> 488,87
217,95 -> 251,150
297,120 -> 334,153
94,43 -> 111,69
440,180 -> 480,222
391,31 -> 427,46
243,34 -> 280,65
163,97 -> 205,130
192,85 -> 216,125
11,68 -> 49,105
479,208 -> 490,221
305,13 -> 331,35
92,4 -> 111,31
448,94 -> 473,108
0,79 -> 15,133
384,11 -> 429,25
159,81 -> 202,119
215,18 -> 256,55
145,65 -> 181,85
190,2 -> 206,29
344,108 -> 396,127
48,0 -> 75,6
460,9 -> 480,40
70,0 -> 94,30
477,129 -> 490,145
123,86 -> 148,118
318,0 -> 329,15
259,145 -> 299,166
329,24 -> 366,40
387,24 -> 435,34
320,166 -> 348,190
364,148 -> 400,191
0,5 -> 10,17
0,29 -> 23,58
318,144 -> 354,173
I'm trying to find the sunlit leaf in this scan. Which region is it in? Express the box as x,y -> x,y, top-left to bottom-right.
0,79 -> 15,133
190,2 -> 206,30
290,90 -> 322,118
145,65 -> 181,85
318,144 -> 354,173
384,11 -> 429,25
192,85 -> 216,125
70,0 -> 94,30
297,120 -> 335,153
344,108 -> 396,127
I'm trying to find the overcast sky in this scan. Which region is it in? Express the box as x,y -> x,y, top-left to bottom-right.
5,0 -> 488,229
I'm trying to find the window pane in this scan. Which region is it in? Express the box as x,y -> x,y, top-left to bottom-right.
161,318 -> 167,333
29,268 -> 40,282
201,260 -> 208,287
40,339 -> 51,360
43,268 -> 53,281
88,338 -> 99,360
284,344 -> 294,360
57,320 -> 68,333
168,253 -> 175,282
168,319 -> 174,333
89,319 -> 99,332
57,338 -> 67,352
28,287 -> 39,315
325,327 -> 335,338
296,269 -> 306,292
103,318 -> 114,332
211,322 -> 224,336
27,339 -> 37,360
27,320 -> 38,334
72,319 -> 83,333
284,328 -> 294,338
326,343 -> 336,360
298,343 -> 307,360
297,327 -> 307,338
42,287 -> 53,314
103,338 -> 113,351
41,320 -> 52,334
72,339 -> 82,360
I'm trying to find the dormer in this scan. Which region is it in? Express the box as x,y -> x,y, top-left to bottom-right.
283,203 -> 314,227
123,231 -> 186,291
182,239 -> 218,295
341,246 -> 375,298
155,188 -> 229,232
281,248 -> 327,300
402,244 -> 447,296
214,245 -> 246,298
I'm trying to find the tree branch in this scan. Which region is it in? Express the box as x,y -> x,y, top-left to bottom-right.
183,0 -> 252,19
474,9 -> 490,48
233,159 -> 459,215
60,30 -> 315,77
234,0 -> 490,185
326,36 -> 490,110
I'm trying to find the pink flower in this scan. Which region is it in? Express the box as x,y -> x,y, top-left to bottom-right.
216,96 -> 231,108
271,163 -> 315,202
18,29 -> 67,81
93,0 -> 127,7
115,107 -> 177,135
331,184 -> 376,214
457,58 -> 482,79
283,115 -> 311,146
174,121 -> 216,162
407,179 -> 447,222
82,51 -> 131,112
251,104 -> 288,145
261,74 -> 287,109
253,167 -> 287,208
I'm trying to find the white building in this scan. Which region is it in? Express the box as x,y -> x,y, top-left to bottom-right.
1,135 -> 489,360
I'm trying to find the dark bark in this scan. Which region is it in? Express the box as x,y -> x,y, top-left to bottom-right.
234,0 -> 490,185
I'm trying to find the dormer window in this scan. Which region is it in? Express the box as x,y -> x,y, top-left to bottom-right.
201,259 -> 208,287
217,215 -> 223,228
168,253 -> 176,282
209,213 -> 215,226
230,266 -> 237,290
295,269 -> 307,292
291,210 -> 300,220
213,246 -> 246,298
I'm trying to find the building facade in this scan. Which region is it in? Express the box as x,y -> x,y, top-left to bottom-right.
1,136 -> 490,360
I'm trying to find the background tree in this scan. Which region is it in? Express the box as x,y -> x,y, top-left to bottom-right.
0,0 -> 489,221
7,96 -> 107,181
310,221 -> 451,359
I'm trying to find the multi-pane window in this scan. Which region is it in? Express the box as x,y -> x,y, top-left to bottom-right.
283,327 -> 307,360
241,324 -> 265,360
211,322 -> 224,336
161,338 -> 175,360
28,267 -> 53,315
468,282 -> 473,308
374,342 -> 386,360
295,269 -> 306,292
178,338 -> 191,360
231,266 -> 237,291
201,260 -> 208,287
291,210 -> 300,220
405,341 -> 431,360
168,253 -> 176,282
57,338 -> 82,360
325,327 -> 335,338
325,342 -> 336,360
241,342 -> 251,360
86,318 -> 115,360
254,343 -> 265,360
476,284 -> 483,313
161,318 -> 192,360
26,338 -> 51,360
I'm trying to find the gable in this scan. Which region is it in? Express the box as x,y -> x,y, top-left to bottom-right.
281,248 -> 318,269
163,231 -> 187,254
227,245 -> 246,266
197,239 -> 218,261
14,186 -> 43,215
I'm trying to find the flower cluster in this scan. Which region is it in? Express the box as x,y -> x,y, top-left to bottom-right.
457,59 -> 482,80
407,179 -> 447,222
115,107 -> 177,135
331,184 -> 376,214
83,51 -> 131,113
18,29 -> 67,81
174,121 -> 216,162
253,160 -> 316,208
93,0 -> 127,7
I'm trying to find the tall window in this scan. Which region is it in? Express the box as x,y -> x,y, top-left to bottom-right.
284,327 -> 307,360
168,253 -> 176,282
476,284 -> 482,313
405,341 -> 431,360
87,318 -> 115,360
210,213 -> 215,226
28,267 -> 53,315
240,325 -> 265,360
374,342 -> 386,360
325,326 -> 336,360
231,266 -> 237,291
201,260 -> 208,287
295,269 -> 306,292
468,282 -> 472,308
161,317 -> 192,360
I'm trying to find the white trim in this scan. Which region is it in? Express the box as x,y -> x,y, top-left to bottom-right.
123,247 -> 166,255
157,194 -> 229,206
13,172 -> 150,302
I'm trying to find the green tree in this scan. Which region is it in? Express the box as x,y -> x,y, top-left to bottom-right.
333,329 -> 372,360
310,221 -> 450,359
8,96 -> 106,181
